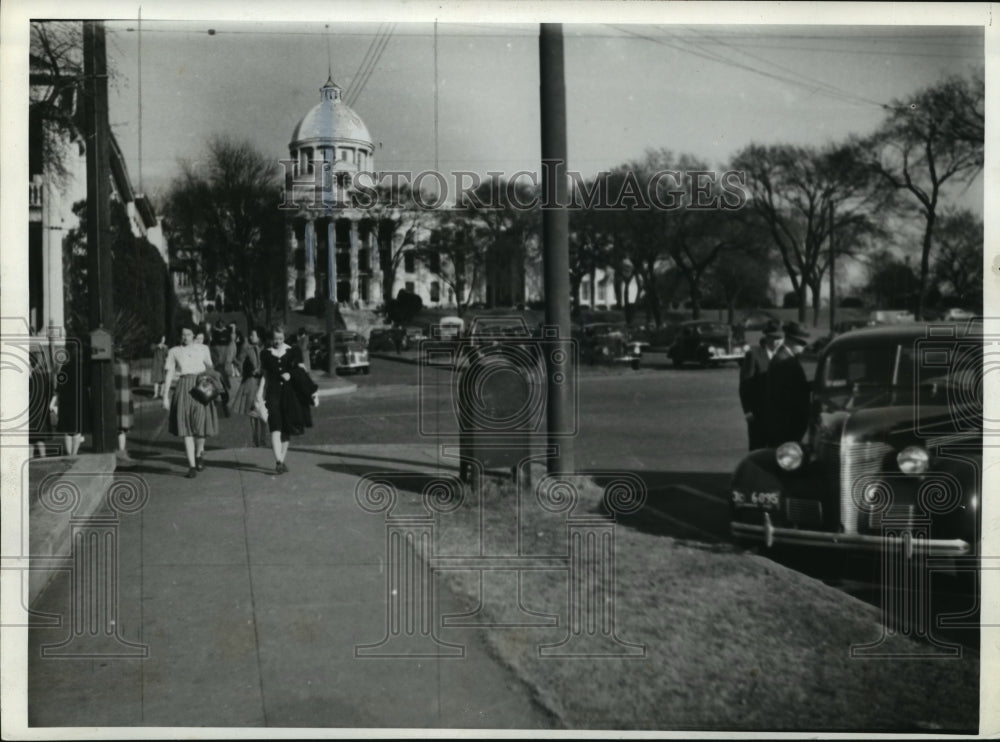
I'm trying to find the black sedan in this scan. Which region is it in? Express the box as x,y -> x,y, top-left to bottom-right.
668,320 -> 749,368
730,322 -> 982,559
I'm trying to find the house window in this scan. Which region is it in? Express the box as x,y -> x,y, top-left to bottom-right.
405,281 -> 415,294
597,282 -> 607,303
404,251 -> 416,274
430,281 -> 440,303
429,250 -> 441,274
581,284 -> 590,303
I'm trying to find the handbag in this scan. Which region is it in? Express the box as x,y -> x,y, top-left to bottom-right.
189,373 -> 219,405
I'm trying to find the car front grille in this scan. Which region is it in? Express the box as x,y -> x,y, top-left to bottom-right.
868,504 -> 916,531
840,439 -> 893,535
784,498 -> 823,528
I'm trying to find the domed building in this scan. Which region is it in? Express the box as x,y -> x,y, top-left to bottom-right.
284,76 -> 381,309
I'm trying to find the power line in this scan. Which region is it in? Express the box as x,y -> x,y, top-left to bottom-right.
678,25 -> 887,108
607,24 -> 886,109
346,24 -> 394,107
344,22 -> 386,101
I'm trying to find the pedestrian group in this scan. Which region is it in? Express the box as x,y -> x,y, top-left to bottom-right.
738,319 -> 811,451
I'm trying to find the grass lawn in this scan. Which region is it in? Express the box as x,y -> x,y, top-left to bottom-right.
397,467 -> 978,732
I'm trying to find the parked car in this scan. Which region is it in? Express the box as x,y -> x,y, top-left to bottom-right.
869,309 -> 916,325
574,323 -> 641,369
309,330 -> 370,374
368,327 -> 404,353
668,320 -> 749,368
942,307 -> 976,322
730,321 -> 982,558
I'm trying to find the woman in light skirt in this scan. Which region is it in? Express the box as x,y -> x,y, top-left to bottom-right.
162,326 -> 220,478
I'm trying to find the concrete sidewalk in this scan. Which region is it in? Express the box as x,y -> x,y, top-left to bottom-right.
27,440 -> 558,730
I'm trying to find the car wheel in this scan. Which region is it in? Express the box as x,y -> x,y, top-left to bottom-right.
631,359 -> 641,370
362,367 -> 371,375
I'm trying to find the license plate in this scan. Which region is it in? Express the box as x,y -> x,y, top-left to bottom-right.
732,489 -> 780,510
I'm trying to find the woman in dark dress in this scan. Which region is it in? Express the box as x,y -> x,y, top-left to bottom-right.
55,338 -> 89,456
229,327 -> 269,448
28,347 -> 55,457
151,336 -> 168,398
255,325 -> 315,474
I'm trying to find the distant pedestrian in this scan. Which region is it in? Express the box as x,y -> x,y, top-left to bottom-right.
209,319 -> 228,369
256,325 -> 317,474
28,347 -> 55,458
163,326 -> 222,479
763,323 -> 812,447
297,327 -> 312,374
224,322 -> 239,377
55,338 -> 88,456
113,345 -> 137,466
738,319 -> 784,451
229,326 -> 269,448
151,335 -> 168,399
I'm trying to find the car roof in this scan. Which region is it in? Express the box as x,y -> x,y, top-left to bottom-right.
681,320 -> 729,327
825,321 -> 983,353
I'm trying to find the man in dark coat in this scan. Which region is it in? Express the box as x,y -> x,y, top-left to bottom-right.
763,322 -> 812,447
739,320 -> 784,450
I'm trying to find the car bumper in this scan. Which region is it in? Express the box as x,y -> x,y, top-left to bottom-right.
708,352 -> 744,362
731,514 -> 972,556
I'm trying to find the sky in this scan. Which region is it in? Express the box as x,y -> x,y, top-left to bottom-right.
96,16 -> 986,212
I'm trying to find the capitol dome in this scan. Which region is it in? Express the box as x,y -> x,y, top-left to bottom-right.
289,76 -> 374,175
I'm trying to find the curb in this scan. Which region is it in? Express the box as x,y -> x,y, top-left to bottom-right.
369,351 -> 423,366
29,453 -> 117,607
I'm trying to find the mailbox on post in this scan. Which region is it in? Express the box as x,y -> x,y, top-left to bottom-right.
89,327 -> 113,361
456,319 -> 544,490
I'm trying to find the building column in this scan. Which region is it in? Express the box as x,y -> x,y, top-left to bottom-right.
304,218 -> 317,300
349,221 -> 360,306
368,228 -> 382,307
326,219 -> 337,304
285,222 -> 298,309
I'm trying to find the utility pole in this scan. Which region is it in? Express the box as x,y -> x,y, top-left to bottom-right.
326,220 -> 338,377
540,24 -> 574,475
828,200 -> 836,335
83,20 -> 117,453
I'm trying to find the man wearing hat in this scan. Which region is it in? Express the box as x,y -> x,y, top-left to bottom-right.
763,322 -> 812,447
739,319 -> 785,450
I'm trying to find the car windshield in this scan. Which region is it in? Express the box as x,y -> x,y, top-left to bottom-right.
820,340 -> 981,407
695,323 -> 729,336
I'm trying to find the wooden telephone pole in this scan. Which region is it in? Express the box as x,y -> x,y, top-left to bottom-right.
83,20 -> 117,453
540,24 -> 574,475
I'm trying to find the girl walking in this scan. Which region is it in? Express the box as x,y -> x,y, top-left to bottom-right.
151,336 -> 168,398
255,325 -> 316,474
162,326 -> 221,478
229,326 -> 269,448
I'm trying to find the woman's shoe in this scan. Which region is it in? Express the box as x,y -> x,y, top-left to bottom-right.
185,467 -> 197,479
196,455 -> 205,471
276,461 -> 288,474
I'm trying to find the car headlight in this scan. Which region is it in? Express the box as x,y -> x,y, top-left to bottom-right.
897,446 -> 929,474
776,442 -> 804,471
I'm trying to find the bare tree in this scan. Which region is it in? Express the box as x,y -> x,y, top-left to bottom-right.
30,21 -> 86,187
163,136 -> 286,329
734,141 -> 886,324
933,209 -> 983,309
418,210 -> 486,314
865,73 -> 985,317
363,182 -> 426,304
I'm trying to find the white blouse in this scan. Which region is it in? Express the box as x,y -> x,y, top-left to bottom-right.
165,343 -> 213,376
